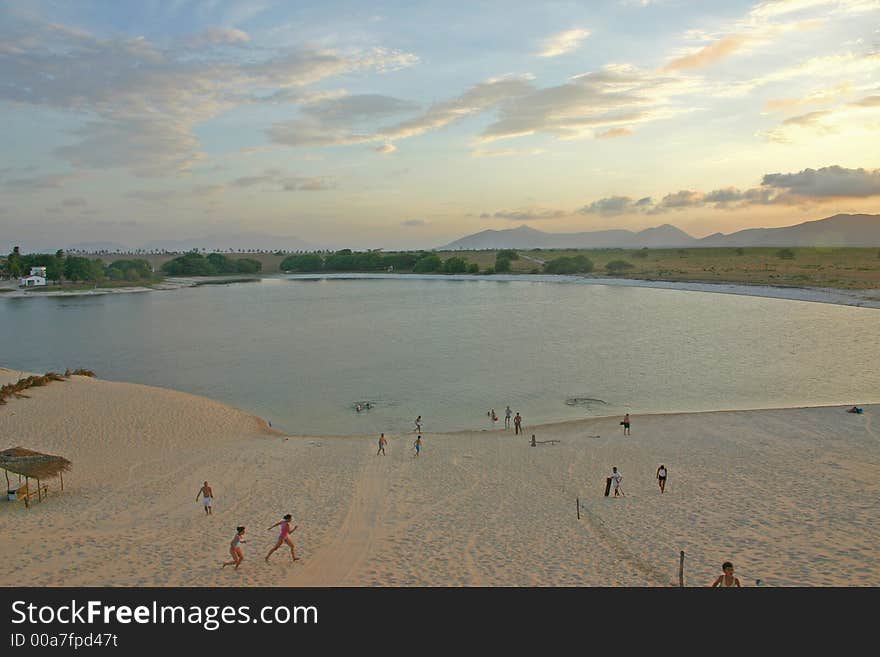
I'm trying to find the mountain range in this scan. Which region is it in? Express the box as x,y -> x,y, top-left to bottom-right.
439,214 -> 880,250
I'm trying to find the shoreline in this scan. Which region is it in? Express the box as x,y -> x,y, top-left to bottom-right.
1,272 -> 877,308
1,366 -> 877,586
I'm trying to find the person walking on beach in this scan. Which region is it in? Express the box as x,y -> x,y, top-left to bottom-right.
656,465 -> 668,493
196,481 -> 214,515
505,406 -> 512,429
414,416 -> 422,432
377,433 -> 388,456
413,435 -> 422,457
711,562 -> 741,587
514,412 -> 522,435
610,467 -> 623,497
265,514 -> 299,563
222,526 -> 246,570
621,413 -> 631,436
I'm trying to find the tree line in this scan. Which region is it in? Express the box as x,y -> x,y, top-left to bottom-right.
1,247 -> 154,283
160,252 -> 263,276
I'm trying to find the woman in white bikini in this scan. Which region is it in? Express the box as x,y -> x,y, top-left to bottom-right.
222,526 -> 246,570
711,561 -> 741,587
265,514 -> 299,563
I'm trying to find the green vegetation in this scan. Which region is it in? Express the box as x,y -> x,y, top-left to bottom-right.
441,256 -> 468,273
605,260 -> 636,274
1,247 -> 157,285
495,256 -> 511,273
776,248 -> 795,259
543,255 -> 594,275
161,252 -> 263,276
496,249 -> 520,261
413,254 -> 442,273
0,369 -> 94,406
467,263 -> 479,274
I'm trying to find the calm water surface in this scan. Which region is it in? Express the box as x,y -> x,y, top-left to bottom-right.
1,276 -> 878,435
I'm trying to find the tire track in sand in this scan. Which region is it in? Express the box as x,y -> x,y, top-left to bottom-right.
291,455 -> 389,586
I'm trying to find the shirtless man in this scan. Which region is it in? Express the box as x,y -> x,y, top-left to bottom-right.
514,412 -> 522,435
377,433 -> 388,456
196,481 -> 214,515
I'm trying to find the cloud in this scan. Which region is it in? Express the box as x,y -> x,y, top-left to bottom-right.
375,144 -> 398,154
663,35 -> 751,70
483,208 -> 568,221
0,14 -> 418,176
269,94 -> 420,147
184,27 -> 251,48
478,65 -> 700,143
578,196 -> 642,215
761,92 -> 880,142
596,127 -> 633,139
471,147 -> 546,157
573,165 -> 880,215
761,165 -> 880,198
61,197 -> 88,208
402,219 -> 427,227
230,169 -> 335,191
538,28 -> 591,58
2,173 -> 79,191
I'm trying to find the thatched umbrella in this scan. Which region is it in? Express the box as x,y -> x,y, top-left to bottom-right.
0,447 -> 71,507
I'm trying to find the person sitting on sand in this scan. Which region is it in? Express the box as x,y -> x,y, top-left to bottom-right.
265,514 -> 299,563
377,433 -> 387,456
222,526 -> 246,570
197,481 -> 214,515
413,435 -> 422,457
656,465 -> 668,493
848,406 -> 863,414
711,561 -> 741,587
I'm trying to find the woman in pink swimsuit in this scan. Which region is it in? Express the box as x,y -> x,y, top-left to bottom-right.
265,514 -> 299,563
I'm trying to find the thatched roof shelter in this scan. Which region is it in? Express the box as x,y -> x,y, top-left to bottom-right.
0,447 -> 71,480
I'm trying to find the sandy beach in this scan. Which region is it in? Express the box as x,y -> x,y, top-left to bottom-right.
0,366 -> 877,587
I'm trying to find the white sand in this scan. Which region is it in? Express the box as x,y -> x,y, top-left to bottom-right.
0,367 -> 877,586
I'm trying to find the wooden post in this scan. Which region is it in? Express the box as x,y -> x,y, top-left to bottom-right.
24,476 -> 29,509
37,478 -> 41,502
60,471 -> 64,492
679,550 -> 685,587
576,498 -> 580,520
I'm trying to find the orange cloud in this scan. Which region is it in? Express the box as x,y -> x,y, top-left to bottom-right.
664,35 -> 749,71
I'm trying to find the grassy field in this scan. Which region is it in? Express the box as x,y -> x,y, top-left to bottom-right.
468,247 -> 880,289
72,247 -> 880,289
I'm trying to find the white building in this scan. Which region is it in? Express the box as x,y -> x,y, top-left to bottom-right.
29,266 -> 47,277
19,275 -> 47,287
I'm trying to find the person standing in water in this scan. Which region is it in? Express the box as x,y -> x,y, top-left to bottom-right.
505,406 -> 512,429
621,413 -> 631,436
413,435 -> 422,457
265,514 -> 299,563
377,433 -> 388,456
222,526 -> 246,570
514,412 -> 522,435
656,465 -> 668,493
711,562 -> 741,587
414,416 -> 422,432
196,481 -> 214,515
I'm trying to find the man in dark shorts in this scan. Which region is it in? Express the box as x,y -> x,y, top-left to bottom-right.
514,412 -> 522,435
656,464 -> 667,493
621,413 -> 631,436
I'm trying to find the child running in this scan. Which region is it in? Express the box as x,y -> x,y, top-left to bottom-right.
222,526 -> 246,570
265,514 -> 299,563
413,435 -> 422,457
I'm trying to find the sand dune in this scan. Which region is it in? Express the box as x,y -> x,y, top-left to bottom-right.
0,367 -> 876,586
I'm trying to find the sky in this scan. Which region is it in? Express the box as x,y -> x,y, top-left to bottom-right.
1,0 -> 879,251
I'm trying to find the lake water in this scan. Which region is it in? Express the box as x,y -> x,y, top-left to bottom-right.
2,275 -> 878,435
